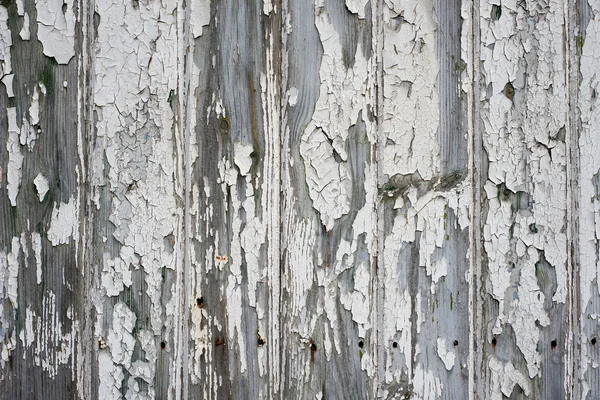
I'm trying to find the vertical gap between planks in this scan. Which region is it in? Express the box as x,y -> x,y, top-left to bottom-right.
565,0 -> 579,397
469,0 -> 483,398
80,0 -> 95,395
176,0 -> 191,396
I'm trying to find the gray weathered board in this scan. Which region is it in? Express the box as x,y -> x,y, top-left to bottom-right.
0,0 -> 597,398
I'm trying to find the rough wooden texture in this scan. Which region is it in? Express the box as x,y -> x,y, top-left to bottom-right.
0,0 -> 597,398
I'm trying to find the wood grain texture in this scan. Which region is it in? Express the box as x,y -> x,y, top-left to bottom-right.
282,0 -> 377,398
0,0 -> 85,397
186,0 -> 282,398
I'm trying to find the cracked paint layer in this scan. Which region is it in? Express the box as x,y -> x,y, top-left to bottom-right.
300,2 -> 372,231
92,0 -> 182,396
6,108 -> 22,206
479,0 -> 568,390
35,0 -> 76,63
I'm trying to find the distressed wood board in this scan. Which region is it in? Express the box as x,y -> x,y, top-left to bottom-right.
0,0 -> 596,398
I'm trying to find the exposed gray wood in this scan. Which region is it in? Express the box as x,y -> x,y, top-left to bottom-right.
281,0 -> 377,398
186,0 -> 282,398
0,0 -> 85,397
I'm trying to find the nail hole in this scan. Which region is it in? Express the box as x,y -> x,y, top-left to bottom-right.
257,333 -> 265,346
492,337 -> 497,346
592,337 -> 597,345
196,297 -> 204,308
160,341 -> 166,350
551,339 -> 557,348
358,340 -> 364,348
453,340 -> 459,347
310,343 -> 317,352
219,117 -> 230,130
392,342 -> 398,348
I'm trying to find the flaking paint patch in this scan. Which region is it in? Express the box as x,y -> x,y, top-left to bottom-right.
381,0 -> 440,180
6,108 -> 23,206
20,13 -> 30,41
488,356 -> 531,399
35,0 -> 76,63
18,292 -> 76,378
0,6 -> 13,98
47,198 -> 78,245
436,337 -> 455,371
300,2 -> 372,231
33,173 -> 49,202
32,232 -> 42,284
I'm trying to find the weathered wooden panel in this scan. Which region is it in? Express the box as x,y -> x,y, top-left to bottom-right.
186,0 -> 282,398
478,0 -> 570,398
281,0 -> 377,398
0,0 -> 85,397
378,0 -> 473,398
1,0 -> 598,398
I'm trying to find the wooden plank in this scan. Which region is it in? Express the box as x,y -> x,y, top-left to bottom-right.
280,0 -> 378,398
88,0 -> 185,398
0,0 -> 86,397
186,0 -> 282,398
377,0 -> 473,398
477,1 -> 570,398
576,1 -> 600,398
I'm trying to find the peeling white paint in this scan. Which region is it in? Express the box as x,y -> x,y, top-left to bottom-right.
300,2 -> 372,230
32,232 -> 42,284
34,173 -> 49,202
0,6 -> 13,98
488,356 -> 531,399
6,108 -> 23,206
18,292 -> 76,378
35,0 -> 76,63
190,0 -> 210,38
47,198 -> 78,245
20,13 -> 30,41
436,337 -> 455,371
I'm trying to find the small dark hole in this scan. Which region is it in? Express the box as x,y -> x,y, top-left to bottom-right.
491,4 -> 502,21
529,223 -> 538,234
453,340 -> 459,347
392,342 -> 398,348
492,337 -> 497,346
219,117 -> 230,130
196,297 -> 204,307
592,337 -> 597,345
160,341 -> 166,349
358,340 -> 364,348
258,337 -> 265,346
551,339 -> 557,348
310,343 -> 317,352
